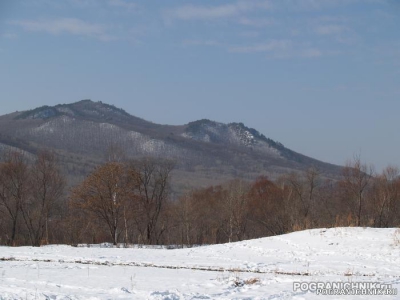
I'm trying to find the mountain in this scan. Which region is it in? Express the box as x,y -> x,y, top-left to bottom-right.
0,100 -> 342,194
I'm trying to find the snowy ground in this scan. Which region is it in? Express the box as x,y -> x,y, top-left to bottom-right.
0,227 -> 399,299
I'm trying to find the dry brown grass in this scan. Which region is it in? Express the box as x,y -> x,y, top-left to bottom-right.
244,277 -> 260,285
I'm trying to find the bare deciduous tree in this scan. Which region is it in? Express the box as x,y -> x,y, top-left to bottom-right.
221,179 -> 250,242
248,176 -> 289,236
340,156 -> 374,226
281,168 -> 321,229
174,193 -> 195,247
369,166 -> 400,227
20,151 -> 64,246
0,151 -> 29,245
105,143 -> 126,163
71,162 -> 134,245
129,157 -> 174,245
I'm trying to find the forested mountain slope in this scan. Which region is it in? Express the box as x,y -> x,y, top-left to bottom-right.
0,100 -> 342,193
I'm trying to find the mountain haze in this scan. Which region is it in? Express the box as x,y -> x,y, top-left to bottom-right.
0,100 -> 342,194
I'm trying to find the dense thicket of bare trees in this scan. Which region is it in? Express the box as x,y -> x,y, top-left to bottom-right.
71,162 -> 134,245
68,157 -> 174,246
0,150 -> 64,246
2,151 -> 400,247
129,158 -> 175,244
22,151 -> 64,246
0,151 -> 29,245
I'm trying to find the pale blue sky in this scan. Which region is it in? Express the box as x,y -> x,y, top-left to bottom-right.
1,0 -> 399,170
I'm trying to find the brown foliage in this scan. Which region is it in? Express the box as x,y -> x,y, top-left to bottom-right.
0,151 -> 29,245
21,151 -> 65,246
70,162 -> 135,245
3,150 -> 400,247
339,156 -> 374,226
128,157 -> 175,244
248,176 -> 290,236
0,150 -> 65,246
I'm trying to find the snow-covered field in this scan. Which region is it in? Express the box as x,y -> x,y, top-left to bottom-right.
1,227 -> 399,299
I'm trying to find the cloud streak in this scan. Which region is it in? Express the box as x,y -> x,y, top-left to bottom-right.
228,40 -> 323,59
274,0 -> 382,11
165,1 -> 271,21
182,40 -> 221,47
182,37 -> 324,59
2,33 -> 18,39
108,0 -> 137,12
229,40 -> 291,53
238,17 -> 275,27
315,24 -> 347,35
10,18 -> 115,41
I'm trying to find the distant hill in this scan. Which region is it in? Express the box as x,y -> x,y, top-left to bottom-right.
0,100 -> 342,195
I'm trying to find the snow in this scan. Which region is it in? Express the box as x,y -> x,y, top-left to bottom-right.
182,122 -> 282,159
0,227 -> 399,299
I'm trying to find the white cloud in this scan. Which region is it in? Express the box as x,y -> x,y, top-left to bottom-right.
275,0 -> 382,11
179,38 -> 322,60
29,0 -> 99,9
10,18 -> 115,41
23,0 -> 138,13
182,40 -> 221,47
229,40 -> 291,53
238,17 -> 274,27
315,24 -> 346,35
239,31 -> 261,38
228,40 -> 323,59
166,4 -> 241,20
108,0 -> 137,11
275,0 -> 333,11
301,48 -> 322,58
180,38 -> 323,60
2,33 -> 18,39
67,0 -> 98,8
163,0 -> 386,24
165,1 -> 271,21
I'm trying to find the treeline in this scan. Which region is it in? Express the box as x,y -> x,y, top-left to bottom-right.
0,151 -> 64,246
1,150 -> 400,247
165,159 -> 400,245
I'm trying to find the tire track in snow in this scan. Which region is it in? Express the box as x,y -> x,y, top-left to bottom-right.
0,256 -> 392,278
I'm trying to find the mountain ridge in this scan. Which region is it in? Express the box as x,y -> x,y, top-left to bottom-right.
0,100 -> 342,193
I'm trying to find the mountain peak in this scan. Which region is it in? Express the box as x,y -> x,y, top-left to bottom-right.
184,118 -> 283,149
15,105 -> 61,120
75,99 -> 93,104
14,100 -> 131,120
0,100 -> 342,194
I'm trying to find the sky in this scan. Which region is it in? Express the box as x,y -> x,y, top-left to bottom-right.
0,0 -> 399,171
